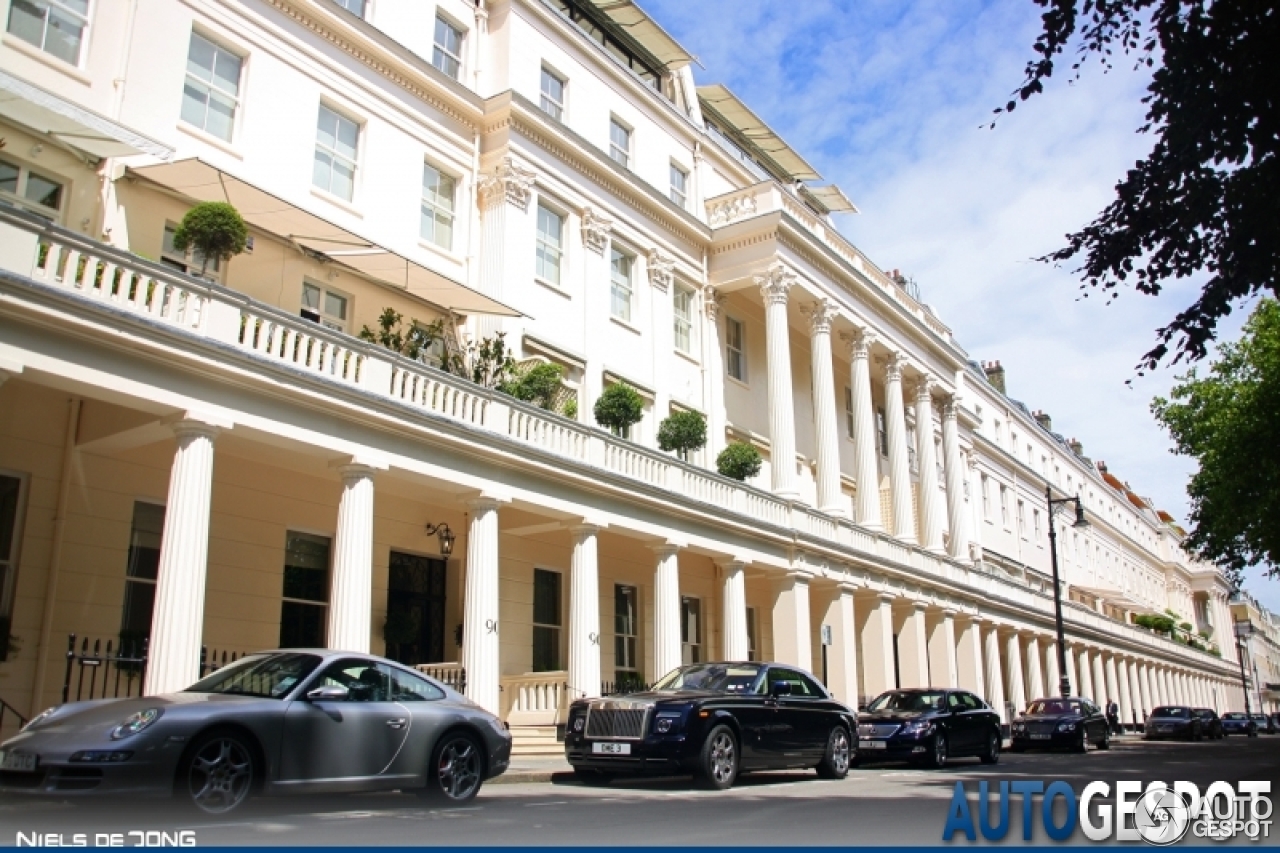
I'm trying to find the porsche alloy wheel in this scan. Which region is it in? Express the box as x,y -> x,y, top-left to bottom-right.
430,734 -> 483,803
183,732 -> 255,815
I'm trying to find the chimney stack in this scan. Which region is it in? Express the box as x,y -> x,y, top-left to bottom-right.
982,360 -> 1006,394
1096,460 -> 1108,475
1068,437 -> 1084,457
1032,410 -> 1052,432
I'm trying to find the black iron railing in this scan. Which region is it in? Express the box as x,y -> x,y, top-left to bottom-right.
62,635 -> 148,703
601,679 -> 651,696
0,695 -> 28,731
199,647 -> 246,677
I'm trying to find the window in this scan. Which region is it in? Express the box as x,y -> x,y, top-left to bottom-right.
333,0 -> 367,17
0,474 -> 26,660
844,387 -> 855,439
420,162 -> 456,250
0,157 -> 63,219
280,531 -> 330,648
608,118 -> 631,168
614,584 -> 639,683
999,485 -> 1009,527
877,408 -> 888,456
1017,499 -> 1026,538
301,281 -> 349,332
669,162 -> 688,207
1033,509 -> 1042,540
672,283 -> 694,353
161,223 -> 220,279
7,0 -> 89,65
767,667 -> 824,698
539,66 -> 565,120
725,316 -> 746,382
532,569 -> 561,672
1011,432 -> 1018,458
432,15 -> 463,79
746,607 -> 758,661
313,104 -> 359,201
610,246 -> 633,322
118,501 -> 163,651
980,475 -> 990,520
181,32 -> 243,142
535,204 -> 564,285
680,596 -> 702,665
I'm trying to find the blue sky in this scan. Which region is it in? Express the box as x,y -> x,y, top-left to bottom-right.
643,0 -> 1277,611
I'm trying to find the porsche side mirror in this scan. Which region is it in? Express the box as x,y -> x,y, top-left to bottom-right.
307,685 -> 349,702
770,681 -> 792,698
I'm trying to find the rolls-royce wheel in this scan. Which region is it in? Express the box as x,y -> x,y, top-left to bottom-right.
423,732 -> 483,803
979,729 -> 1001,764
1097,728 -> 1111,751
180,729 -> 256,815
925,732 -> 948,769
696,725 -> 739,791
816,726 -> 851,779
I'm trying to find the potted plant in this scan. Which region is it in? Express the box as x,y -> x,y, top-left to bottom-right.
657,410 -> 707,461
171,201 -> 249,276
594,383 -> 644,437
716,441 -> 762,481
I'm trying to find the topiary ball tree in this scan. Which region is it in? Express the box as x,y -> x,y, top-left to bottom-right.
716,441 -> 762,481
594,383 -> 644,436
172,201 -> 248,275
657,410 -> 707,460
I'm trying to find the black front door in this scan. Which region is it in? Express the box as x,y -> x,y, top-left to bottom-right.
384,552 -> 446,666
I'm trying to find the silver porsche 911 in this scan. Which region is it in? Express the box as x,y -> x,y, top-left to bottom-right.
0,650 -> 511,814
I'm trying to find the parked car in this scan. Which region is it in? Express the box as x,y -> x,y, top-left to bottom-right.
855,688 -> 1002,768
1192,708 -> 1224,739
1010,697 -> 1111,753
1220,712 -> 1257,737
1145,706 -> 1203,741
564,662 -> 854,790
1251,713 -> 1276,734
0,650 -> 510,813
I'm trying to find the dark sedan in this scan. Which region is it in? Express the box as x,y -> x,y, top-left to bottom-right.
1221,712 -> 1257,737
564,662 -> 854,790
0,651 -> 510,813
1145,705 -> 1202,740
1251,714 -> 1276,734
854,688 -> 1002,768
1010,697 -> 1111,753
1193,708 -> 1224,739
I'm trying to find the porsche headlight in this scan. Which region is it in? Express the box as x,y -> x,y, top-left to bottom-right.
22,707 -> 58,731
110,708 -> 162,740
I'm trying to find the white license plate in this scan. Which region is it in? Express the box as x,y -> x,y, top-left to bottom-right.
860,740 -> 887,750
591,742 -> 631,755
1030,734 -> 1051,740
0,750 -> 37,773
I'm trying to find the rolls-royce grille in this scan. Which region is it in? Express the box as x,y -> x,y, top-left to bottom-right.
585,701 -> 650,739
857,723 -> 899,738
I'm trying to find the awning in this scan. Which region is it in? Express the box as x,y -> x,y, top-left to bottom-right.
0,70 -> 173,160
697,84 -> 821,182
801,185 -> 859,215
129,158 -> 521,317
587,0 -> 694,68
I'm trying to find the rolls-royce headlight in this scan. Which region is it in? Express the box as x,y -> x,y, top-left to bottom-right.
654,711 -> 682,734
110,708 -> 162,740
571,717 -> 585,733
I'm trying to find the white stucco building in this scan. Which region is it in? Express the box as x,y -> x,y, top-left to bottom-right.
0,0 -> 1248,745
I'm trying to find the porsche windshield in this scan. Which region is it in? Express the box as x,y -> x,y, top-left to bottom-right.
186,652 -> 322,699
652,664 -> 763,693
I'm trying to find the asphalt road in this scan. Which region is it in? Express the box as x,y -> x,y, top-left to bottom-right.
4,736 -> 1278,847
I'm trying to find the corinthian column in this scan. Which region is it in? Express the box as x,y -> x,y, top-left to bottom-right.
462,497 -> 501,714
802,298 -> 844,516
475,156 -> 534,341
913,378 -> 944,552
703,286 -> 728,461
882,352 -> 915,543
940,398 -> 971,561
145,419 -> 219,695
721,560 -> 749,660
567,524 -> 601,701
841,327 -> 882,529
328,464 -> 377,653
755,264 -> 799,500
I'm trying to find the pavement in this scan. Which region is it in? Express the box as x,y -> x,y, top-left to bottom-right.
490,755 -> 573,785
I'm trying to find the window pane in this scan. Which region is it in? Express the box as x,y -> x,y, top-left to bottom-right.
384,665 -> 445,701
0,160 -> 18,194
24,172 -> 62,209
280,601 -> 326,648
324,290 -> 348,321
302,282 -> 321,310
533,569 -> 561,626
181,80 -> 211,130
532,625 -> 559,672
126,502 -> 165,581
204,89 -> 237,141
614,584 -> 636,636
120,579 -> 156,642
44,5 -> 85,65
212,46 -> 242,97
187,32 -> 216,82
7,2 -> 48,51
283,531 -> 330,602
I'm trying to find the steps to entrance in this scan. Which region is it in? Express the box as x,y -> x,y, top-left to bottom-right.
510,725 -> 564,757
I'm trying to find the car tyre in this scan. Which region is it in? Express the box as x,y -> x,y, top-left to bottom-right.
178,729 -> 257,815
422,732 -> 484,804
925,732 -> 948,769
1097,728 -> 1111,751
696,725 -> 739,791
978,729 -> 1001,765
816,726 -> 851,779
1073,730 -> 1088,754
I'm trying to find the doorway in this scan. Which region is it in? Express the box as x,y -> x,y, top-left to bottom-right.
384,551 -> 446,666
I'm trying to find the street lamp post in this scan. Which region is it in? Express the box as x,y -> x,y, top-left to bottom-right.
1046,485 -> 1089,698
1234,617 -> 1254,720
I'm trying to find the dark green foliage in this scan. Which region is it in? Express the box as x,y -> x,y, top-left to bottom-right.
716,441 -> 762,481
359,308 -> 447,363
594,383 -> 644,434
657,410 -> 707,460
1152,299 -> 1280,584
502,362 -> 565,410
1002,0 -> 1280,369
467,332 -> 516,389
1134,613 -> 1176,634
171,202 -> 248,275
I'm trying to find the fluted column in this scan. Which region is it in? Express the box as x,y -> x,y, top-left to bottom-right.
1044,639 -> 1060,697
1005,631 -> 1027,712
940,398 -> 970,561
328,464 -> 377,653
1157,667 -> 1170,706
756,264 -> 799,500
1104,655 -> 1121,714
985,624 -> 1007,724
928,608 -> 959,689
1064,642 -> 1078,697
842,327 -> 882,529
913,379 -> 944,552
1116,658 -> 1134,729
652,544 -> 682,681
882,352 -> 915,543
462,497 -> 501,714
824,584 -> 859,704
476,156 -> 534,341
1139,663 -> 1155,714
1127,660 -> 1145,723
772,573 -> 812,671
862,592 -> 897,698
703,286 -> 728,461
898,601 -> 930,688
1025,634 -> 1045,701
567,524 -> 601,701
803,299 -> 844,516
1078,648 -> 1095,700
958,617 -> 986,698
1092,652 -> 1107,706
721,560 -> 749,660
145,420 -> 219,695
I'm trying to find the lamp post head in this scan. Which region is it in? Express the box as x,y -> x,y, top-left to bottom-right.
426,522 -> 456,557
1072,499 -> 1089,529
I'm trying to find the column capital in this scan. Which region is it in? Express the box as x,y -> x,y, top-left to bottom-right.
567,522 -> 600,539
169,419 -> 221,442
910,600 -> 928,612
800,298 -> 839,335
334,462 -> 378,485
754,263 -> 795,305
478,155 -> 535,211
466,496 -> 503,513
882,350 -> 906,383
875,591 -> 896,605
911,375 -> 937,404
646,248 -> 674,292
702,284 -> 723,319
840,325 -> 877,360
649,542 -> 681,559
581,207 -> 613,253
940,395 -> 959,422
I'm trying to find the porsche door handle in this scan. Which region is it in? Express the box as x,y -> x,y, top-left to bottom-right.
386,718 -> 407,730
